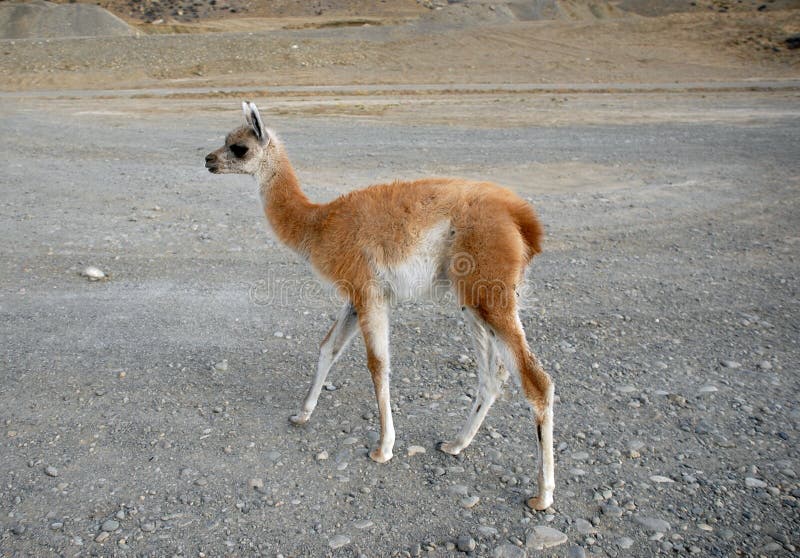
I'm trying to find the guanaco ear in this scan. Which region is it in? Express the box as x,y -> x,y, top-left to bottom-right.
242,101 -> 270,146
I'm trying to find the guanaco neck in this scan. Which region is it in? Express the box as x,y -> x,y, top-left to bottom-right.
257,152 -> 318,256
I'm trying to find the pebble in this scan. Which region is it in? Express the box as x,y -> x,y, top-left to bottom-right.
101,519 -> 119,532
50,522 -> 63,530
697,385 -> 718,393
526,525 -> 568,549
354,519 -> 373,529
567,545 -> 586,558
719,360 -> 741,368
617,536 -> 634,549
650,475 -> 675,483
461,495 -> 480,509
11,524 -> 26,535
273,331 -> 284,338
95,531 -> 110,543
492,543 -> 527,558
316,450 -> 329,461
449,484 -> 470,496
634,515 -> 671,533
617,385 -> 636,393
477,525 -> 499,538
45,466 -> 59,477
213,360 -> 228,372
757,360 -> 772,370
574,518 -> 596,535
601,504 -> 624,518
141,522 -> 156,532
745,477 -> 767,488
329,535 -> 350,549
180,467 -> 198,478
81,266 -> 107,281
248,478 -> 264,490
456,535 -> 476,552
407,445 -> 426,456
343,437 -> 359,445
572,451 -> 590,461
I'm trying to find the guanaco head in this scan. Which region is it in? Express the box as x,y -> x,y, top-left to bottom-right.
205,101 -> 276,176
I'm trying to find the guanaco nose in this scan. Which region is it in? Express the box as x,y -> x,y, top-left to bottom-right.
205,153 -> 216,164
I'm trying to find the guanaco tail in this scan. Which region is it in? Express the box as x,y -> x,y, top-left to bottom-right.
205,102 -> 555,510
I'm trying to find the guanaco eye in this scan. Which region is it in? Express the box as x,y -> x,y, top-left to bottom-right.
230,144 -> 249,158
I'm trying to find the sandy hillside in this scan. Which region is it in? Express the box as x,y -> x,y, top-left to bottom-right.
0,0 -> 797,91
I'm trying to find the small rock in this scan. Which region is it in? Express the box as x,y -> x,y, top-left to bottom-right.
95,531 -> 110,543
461,495 -> 480,508
745,477 -> 767,488
213,360 -> 228,372
697,385 -> 718,394
316,451 -> 329,461
650,475 -> 675,483
601,504 -> 624,518
141,522 -> 156,532
634,515 -> 671,533
354,519 -> 373,529
567,545 -> 586,558
50,522 -> 63,530
179,467 -> 198,478
572,451 -> 590,461
617,385 -> 636,393
81,266 -> 107,281
343,436 -> 359,445
273,331 -> 284,338
617,536 -> 634,549
492,543 -> 527,558
526,525 -> 568,549
101,520 -> 119,532
574,518 -> 596,535
11,524 -> 26,535
407,445 -> 426,456
248,478 -> 264,490
719,360 -> 741,368
456,535 -> 476,552
44,466 -> 59,477
449,484 -> 470,496
757,360 -> 772,370
329,534 -> 350,549
477,525 -> 499,537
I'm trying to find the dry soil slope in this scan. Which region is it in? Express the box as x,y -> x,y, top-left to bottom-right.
0,0 -> 136,39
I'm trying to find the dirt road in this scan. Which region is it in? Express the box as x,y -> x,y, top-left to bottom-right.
1,85 -> 798,556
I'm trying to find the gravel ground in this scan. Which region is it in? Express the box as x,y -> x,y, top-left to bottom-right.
0,89 -> 799,556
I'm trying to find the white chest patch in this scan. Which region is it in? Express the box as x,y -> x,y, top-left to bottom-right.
377,221 -> 452,302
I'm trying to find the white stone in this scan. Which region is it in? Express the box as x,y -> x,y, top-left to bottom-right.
526,525 -> 568,549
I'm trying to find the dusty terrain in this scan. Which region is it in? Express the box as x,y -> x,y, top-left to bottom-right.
1,1 -> 800,557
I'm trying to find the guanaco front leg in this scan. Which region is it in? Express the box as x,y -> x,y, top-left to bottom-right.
359,299 -> 395,463
290,303 -> 359,425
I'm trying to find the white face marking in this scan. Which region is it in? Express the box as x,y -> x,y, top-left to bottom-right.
377,220 -> 451,302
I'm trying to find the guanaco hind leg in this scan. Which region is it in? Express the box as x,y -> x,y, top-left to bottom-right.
439,309 -> 508,455
290,303 -> 359,425
492,316 -> 555,511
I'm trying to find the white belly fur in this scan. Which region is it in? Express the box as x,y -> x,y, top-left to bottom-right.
377,220 -> 452,302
